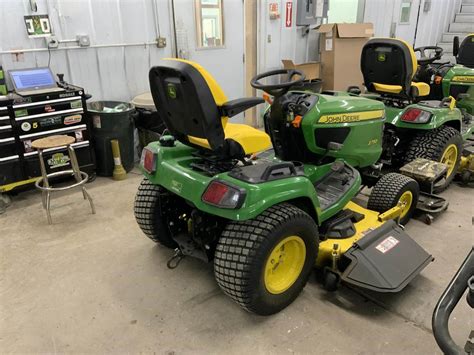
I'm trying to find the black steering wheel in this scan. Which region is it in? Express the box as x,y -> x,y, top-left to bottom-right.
414,46 -> 444,65
251,69 -> 306,97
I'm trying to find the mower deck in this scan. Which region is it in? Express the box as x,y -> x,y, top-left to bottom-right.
317,201 -> 433,292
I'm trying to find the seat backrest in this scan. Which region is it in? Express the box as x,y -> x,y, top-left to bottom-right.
149,58 -> 229,153
457,34 -> 474,68
361,38 -> 418,97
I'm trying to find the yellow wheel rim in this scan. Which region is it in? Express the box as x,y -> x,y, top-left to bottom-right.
264,236 -> 306,295
398,190 -> 413,218
440,144 -> 458,177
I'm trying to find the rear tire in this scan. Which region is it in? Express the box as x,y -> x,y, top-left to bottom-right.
367,173 -> 419,225
134,178 -> 178,248
403,126 -> 462,192
214,203 -> 318,315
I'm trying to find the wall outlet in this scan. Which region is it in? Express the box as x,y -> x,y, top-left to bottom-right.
77,34 -> 90,47
157,37 -> 166,48
45,36 -> 59,48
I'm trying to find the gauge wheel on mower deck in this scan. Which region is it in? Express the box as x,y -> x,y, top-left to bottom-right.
404,126 -> 463,192
214,203 -> 318,315
134,178 -> 178,248
367,173 -> 419,225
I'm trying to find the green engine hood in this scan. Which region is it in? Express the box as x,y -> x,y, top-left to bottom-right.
300,93 -> 385,168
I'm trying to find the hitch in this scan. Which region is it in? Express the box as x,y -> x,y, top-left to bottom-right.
167,248 -> 185,269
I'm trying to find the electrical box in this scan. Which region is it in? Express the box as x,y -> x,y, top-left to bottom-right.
76,34 -> 90,47
157,37 -> 167,48
296,0 -> 328,26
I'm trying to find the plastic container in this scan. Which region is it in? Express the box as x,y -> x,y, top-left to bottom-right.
87,101 -> 136,177
131,92 -> 166,149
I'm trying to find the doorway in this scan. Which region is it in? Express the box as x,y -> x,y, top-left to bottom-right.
171,0 -> 246,123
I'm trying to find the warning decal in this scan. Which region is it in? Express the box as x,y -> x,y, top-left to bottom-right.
285,2 -> 292,27
375,236 -> 399,254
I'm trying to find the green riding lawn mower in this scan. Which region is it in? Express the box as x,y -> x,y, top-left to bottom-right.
134,58 -> 434,315
349,36 -> 474,194
415,33 -> 474,185
256,37 -> 473,224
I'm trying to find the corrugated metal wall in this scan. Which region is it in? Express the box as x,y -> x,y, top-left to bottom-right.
0,0 -> 173,102
364,0 -> 461,47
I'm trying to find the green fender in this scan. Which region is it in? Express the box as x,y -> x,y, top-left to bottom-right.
142,142 -> 326,222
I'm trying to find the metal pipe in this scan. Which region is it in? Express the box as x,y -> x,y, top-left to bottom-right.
432,247 -> 474,355
58,39 -> 78,44
0,41 -> 157,55
152,0 -> 161,38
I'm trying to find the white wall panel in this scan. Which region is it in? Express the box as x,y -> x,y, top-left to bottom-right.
364,0 -> 461,47
414,0 -> 461,47
0,0 -> 173,102
258,0 -> 321,76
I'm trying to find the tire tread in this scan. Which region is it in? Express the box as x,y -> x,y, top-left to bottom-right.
214,203 -> 317,313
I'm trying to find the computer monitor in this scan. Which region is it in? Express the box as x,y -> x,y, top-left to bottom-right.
9,67 -> 58,93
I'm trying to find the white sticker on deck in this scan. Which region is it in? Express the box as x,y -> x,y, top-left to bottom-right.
375,236 -> 399,254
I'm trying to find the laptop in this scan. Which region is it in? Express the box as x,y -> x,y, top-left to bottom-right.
9,67 -> 64,96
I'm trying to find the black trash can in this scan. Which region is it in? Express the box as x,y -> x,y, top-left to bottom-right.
87,101 -> 136,177
131,92 -> 166,150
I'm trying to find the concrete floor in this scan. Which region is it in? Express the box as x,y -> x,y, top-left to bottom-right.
1,171 -> 472,354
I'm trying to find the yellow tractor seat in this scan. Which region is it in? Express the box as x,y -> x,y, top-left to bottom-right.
188,123 -> 270,155
373,81 -> 431,97
361,38 -> 430,99
149,58 -> 271,159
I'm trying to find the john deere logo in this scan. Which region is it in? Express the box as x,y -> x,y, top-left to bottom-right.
47,153 -> 70,169
377,53 -> 386,62
170,180 -> 182,193
167,84 -> 177,99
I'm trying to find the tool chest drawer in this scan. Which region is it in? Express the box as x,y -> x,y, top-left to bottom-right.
0,155 -> 22,187
0,107 -> 9,126
15,110 -> 85,135
13,96 -> 83,117
0,123 -> 13,139
0,137 -> 17,158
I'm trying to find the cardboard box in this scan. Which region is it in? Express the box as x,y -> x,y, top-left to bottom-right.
316,23 -> 374,91
281,60 -> 321,81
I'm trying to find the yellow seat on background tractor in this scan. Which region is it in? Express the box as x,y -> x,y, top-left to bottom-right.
361,38 -> 431,99
373,81 -> 430,97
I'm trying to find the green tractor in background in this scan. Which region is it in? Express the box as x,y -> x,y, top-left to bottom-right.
341,38 -> 474,193
415,34 -> 474,183
134,58 -> 433,315
424,33 -> 474,115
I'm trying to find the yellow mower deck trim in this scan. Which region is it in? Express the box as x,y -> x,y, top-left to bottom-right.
317,201 -> 384,266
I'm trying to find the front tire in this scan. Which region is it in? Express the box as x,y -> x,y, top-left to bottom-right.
134,179 -> 178,248
214,203 -> 318,315
368,173 -> 419,225
404,126 -> 462,192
